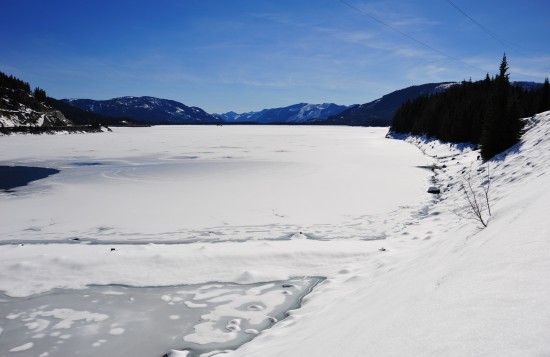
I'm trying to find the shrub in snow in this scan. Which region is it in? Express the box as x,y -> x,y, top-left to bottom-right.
456,163 -> 492,228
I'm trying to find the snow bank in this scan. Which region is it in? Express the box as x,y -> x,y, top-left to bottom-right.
0,240 -> 373,297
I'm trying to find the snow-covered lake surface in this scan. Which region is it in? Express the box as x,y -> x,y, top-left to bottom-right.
0,126 -> 431,243
2,118 -> 549,357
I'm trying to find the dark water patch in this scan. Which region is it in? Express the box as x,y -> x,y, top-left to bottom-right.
168,155 -> 199,160
71,162 -> 103,166
0,166 -> 60,190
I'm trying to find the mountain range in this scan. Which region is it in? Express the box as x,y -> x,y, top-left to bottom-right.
4,72 -> 543,130
214,83 -> 461,126
319,82 -> 457,126
62,96 -> 222,125
59,83 -> 460,126
214,103 -> 349,123
59,81 -> 543,126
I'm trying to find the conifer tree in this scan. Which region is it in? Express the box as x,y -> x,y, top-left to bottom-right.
538,78 -> 550,113
498,53 -> 509,81
480,53 -> 524,160
33,87 -> 47,102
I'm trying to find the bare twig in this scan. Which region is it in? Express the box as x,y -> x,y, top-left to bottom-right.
459,163 -> 492,228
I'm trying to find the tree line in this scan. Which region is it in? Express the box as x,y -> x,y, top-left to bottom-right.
390,55 -> 550,160
0,70 -> 48,102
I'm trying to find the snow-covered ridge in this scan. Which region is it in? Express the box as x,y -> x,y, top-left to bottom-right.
62,96 -> 221,125
0,87 -> 71,128
214,102 -> 349,123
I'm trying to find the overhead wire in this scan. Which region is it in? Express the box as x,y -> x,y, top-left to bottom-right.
337,0 -> 488,74
445,0 -> 530,58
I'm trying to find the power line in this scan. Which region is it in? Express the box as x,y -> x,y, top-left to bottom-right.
337,0 -> 487,74
445,0 -> 530,58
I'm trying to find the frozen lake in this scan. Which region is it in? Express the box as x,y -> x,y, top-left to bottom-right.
0,125 -> 433,356
0,126 -> 431,243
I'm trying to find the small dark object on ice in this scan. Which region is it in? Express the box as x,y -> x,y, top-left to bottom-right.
379,247 -> 386,251
282,284 -> 296,288
111,248 -> 116,252
427,186 -> 441,194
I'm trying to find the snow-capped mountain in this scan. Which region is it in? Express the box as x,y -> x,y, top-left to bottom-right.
323,82 -> 457,126
63,96 -> 222,125
0,87 -> 71,128
215,103 -> 349,123
214,111 -> 259,123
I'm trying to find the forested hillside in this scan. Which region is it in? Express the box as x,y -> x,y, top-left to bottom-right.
323,82 -> 455,126
0,71 -> 71,129
390,55 -> 550,160
0,71 -> 139,130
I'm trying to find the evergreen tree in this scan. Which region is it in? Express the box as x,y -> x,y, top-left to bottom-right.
498,53 -> 509,81
33,87 -> 47,102
538,78 -> 550,113
480,54 -> 524,160
0,71 -> 31,93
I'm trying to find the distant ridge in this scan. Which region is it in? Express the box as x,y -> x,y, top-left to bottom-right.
214,83 -> 459,126
63,96 -> 222,125
320,82 -> 457,127
214,103 -> 349,123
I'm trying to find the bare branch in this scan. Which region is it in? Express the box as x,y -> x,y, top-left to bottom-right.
458,163 -> 492,228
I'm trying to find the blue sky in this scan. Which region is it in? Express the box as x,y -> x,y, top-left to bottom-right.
2,0 -> 549,113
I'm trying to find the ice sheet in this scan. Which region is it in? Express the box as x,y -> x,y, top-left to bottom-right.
0,278 -> 322,357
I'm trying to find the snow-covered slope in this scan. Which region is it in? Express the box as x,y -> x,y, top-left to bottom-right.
0,87 -> 71,128
64,96 -> 221,125
215,103 -> 348,123
214,110 -> 259,122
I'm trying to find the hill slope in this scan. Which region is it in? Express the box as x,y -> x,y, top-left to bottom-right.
63,96 -> 221,125
0,87 -> 71,128
322,82 -> 456,126
215,103 -> 349,123
48,98 -> 143,127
